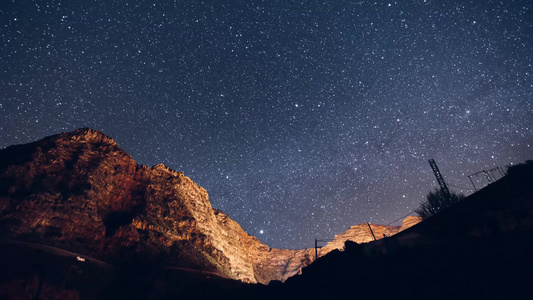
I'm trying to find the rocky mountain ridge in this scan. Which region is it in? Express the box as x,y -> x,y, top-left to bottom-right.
0,128 -> 420,284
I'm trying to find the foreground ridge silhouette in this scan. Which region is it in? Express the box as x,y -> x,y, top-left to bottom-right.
252,160 -> 533,300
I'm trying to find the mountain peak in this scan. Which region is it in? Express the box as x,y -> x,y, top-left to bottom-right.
64,127 -> 118,147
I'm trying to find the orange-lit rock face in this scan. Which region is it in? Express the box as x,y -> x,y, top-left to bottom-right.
317,217 -> 422,257
319,223 -> 401,256
399,216 -> 423,232
0,128 -> 421,284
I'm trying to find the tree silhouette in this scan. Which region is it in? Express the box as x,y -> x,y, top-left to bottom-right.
416,188 -> 465,219
506,160 -> 533,177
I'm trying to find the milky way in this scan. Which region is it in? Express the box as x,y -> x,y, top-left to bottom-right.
1,0 -> 532,249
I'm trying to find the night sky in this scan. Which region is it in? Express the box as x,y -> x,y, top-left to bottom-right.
1,0 -> 532,249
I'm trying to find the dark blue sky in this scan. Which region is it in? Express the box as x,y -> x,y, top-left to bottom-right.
1,0 -> 532,249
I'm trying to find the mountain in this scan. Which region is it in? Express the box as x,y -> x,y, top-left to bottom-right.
0,128 -> 419,287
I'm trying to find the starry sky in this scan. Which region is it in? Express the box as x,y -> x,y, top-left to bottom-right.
1,0 -> 532,249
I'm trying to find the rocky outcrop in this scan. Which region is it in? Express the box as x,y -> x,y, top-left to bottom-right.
318,216 -> 422,255
213,209 -> 315,283
0,128 -> 420,284
399,216 -> 423,232
320,223 -> 400,254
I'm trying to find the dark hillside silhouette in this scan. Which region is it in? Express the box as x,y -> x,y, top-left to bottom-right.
242,160 -> 533,299
1,158 -> 532,299
506,160 -> 533,177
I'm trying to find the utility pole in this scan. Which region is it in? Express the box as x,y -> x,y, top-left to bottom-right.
314,239 -> 330,261
484,170 -> 493,184
468,174 -> 478,191
428,159 -> 451,199
468,171 -> 489,191
315,239 -> 318,261
468,167 -> 502,191
487,166 -> 505,182
367,222 -> 377,241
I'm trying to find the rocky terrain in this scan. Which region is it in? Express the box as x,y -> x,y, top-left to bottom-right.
0,128 -> 420,285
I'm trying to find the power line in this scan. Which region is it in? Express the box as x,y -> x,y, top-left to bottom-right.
445,182 -> 475,191
314,238 -> 334,261
315,175 -> 483,249
386,207 -> 421,226
385,180 -> 473,227
315,239 -> 333,243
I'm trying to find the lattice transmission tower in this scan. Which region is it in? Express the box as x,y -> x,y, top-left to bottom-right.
428,159 -> 451,199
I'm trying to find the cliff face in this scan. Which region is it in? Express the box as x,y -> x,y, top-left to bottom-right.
0,128 -> 256,282
317,216 -> 422,256
0,128 -> 420,284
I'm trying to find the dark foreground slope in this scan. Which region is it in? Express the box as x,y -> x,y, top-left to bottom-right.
249,162 -> 533,300
1,128 -> 531,299
3,163 -> 529,300
0,239 -> 252,300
